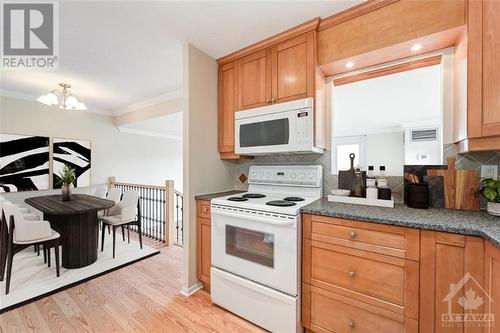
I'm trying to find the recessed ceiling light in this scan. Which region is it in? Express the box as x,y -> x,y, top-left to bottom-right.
411,43 -> 423,52
345,61 -> 354,68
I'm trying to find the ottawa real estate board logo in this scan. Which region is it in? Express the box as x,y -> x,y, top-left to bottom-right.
1,1 -> 58,69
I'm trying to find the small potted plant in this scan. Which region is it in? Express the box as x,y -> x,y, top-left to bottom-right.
58,164 -> 76,201
477,178 -> 500,216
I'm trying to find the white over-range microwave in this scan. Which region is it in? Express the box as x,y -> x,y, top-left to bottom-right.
235,97 -> 324,155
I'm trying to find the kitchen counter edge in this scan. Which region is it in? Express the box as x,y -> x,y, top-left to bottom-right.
195,190 -> 245,201
301,198 -> 500,248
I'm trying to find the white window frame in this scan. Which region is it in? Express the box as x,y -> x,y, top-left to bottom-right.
331,135 -> 367,175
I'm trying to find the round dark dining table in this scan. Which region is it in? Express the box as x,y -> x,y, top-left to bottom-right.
25,194 -> 115,269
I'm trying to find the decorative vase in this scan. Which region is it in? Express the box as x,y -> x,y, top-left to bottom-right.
61,183 -> 72,201
487,202 -> 500,216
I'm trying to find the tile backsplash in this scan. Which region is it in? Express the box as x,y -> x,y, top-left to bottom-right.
234,145 -> 500,199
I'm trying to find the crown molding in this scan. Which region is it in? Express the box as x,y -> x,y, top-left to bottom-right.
117,126 -> 182,141
113,89 -> 183,116
0,89 -> 113,116
216,17 -> 320,66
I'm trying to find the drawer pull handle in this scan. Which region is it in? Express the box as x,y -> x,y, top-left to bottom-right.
349,231 -> 357,239
348,320 -> 355,329
349,271 -> 357,278
203,207 -> 209,213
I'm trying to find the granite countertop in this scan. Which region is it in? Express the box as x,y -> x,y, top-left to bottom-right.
195,190 -> 245,201
301,198 -> 500,248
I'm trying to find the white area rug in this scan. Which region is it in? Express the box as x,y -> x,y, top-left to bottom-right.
0,233 -> 159,312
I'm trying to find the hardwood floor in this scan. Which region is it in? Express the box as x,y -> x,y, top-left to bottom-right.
0,237 -> 265,333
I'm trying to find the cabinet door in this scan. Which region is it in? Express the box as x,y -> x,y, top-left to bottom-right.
237,49 -> 271,110
420,231 -> 485,333
484,242 -> 499,333
271,31 -> 314,104
218,62 -> 237,153
197,200 -> 211,290
482,0 -> 500,137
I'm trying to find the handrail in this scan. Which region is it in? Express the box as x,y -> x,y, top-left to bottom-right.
112,182 -> 166,190
107,177 -> 182,246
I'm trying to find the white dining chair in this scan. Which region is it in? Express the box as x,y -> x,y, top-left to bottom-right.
1,203 -> 60,294
100,191 -> 142,258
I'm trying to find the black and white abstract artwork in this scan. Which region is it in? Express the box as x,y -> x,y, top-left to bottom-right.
0,134 -> 50,192
53,138 -> 91,188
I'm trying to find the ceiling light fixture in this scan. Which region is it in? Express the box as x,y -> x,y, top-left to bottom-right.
345,61 -> 354,69
36,83 -> 87,110
411,43 -> 423,52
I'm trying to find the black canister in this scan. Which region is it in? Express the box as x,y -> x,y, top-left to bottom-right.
405,183 -> 429,209
378,187 -> 392,200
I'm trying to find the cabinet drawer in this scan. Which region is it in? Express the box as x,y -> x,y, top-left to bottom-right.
311,243 -> 404,306
197,200 -> 211,219
310,286 -> 406,333
305,215 -> 419,260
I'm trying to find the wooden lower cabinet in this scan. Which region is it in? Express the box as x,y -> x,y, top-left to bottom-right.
484,242 -> 500,333
419,231 -> 485,333
302,215 -> 499,333
302,214 -> 419,333
197,200 -> 211,290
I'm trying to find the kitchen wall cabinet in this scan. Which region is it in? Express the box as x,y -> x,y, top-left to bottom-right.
217,19 -> 327,159
454,0 -> 500,152
197,200 -> 211,291
237,31 -> 316,109
484,242 -> 499,333
237,49 -> 270,111
218,62 -> 238,157
419,231 -> 485,333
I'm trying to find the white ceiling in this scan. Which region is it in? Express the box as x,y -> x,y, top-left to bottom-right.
0,1 -> 363,113
333,64 -> 443,137
119,112 -> 183,140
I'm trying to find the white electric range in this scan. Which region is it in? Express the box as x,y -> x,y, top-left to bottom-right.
210,165 -> 323,333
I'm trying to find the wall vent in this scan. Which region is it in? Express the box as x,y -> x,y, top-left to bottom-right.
410,128 -> 438,142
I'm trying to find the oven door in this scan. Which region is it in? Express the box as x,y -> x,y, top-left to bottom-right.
211,206 -> 299,296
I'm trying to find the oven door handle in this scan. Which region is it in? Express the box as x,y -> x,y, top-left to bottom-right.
211,209 -> 296,227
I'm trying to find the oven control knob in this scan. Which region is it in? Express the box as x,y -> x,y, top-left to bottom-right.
290,172 -> 296,178
259,172 -> 264,177
299,173 -> 305,179
266,172 -> 271,178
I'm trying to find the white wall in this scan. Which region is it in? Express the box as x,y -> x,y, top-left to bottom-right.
0,96 -> 183,193
182,43 -> 236,294
366,132 -> 404,176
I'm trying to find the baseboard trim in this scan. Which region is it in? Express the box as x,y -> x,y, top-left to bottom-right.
180,282 -> 203,297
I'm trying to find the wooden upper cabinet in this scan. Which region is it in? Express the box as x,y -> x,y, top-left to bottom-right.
217,19 -> 326,158
271,32 -> 314,104
455,0 -> 500,152
218,62 -> 237,153
237,49 -> 271,110
481,0 -> 500,137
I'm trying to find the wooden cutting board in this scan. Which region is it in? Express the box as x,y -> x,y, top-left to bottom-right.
426,157 -> 480,211
455,170 -> 481,211
427,158 -> 456,209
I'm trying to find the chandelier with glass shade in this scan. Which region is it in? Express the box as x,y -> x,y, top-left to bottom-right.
36,83 -> 87,110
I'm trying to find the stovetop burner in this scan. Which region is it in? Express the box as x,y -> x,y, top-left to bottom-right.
265,200 -> 297,207
242,193 -> 266,199
227,196 -> 248,202
284,197 -> 305,202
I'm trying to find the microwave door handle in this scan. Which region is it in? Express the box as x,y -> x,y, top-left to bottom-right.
212,209 -> 295,227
